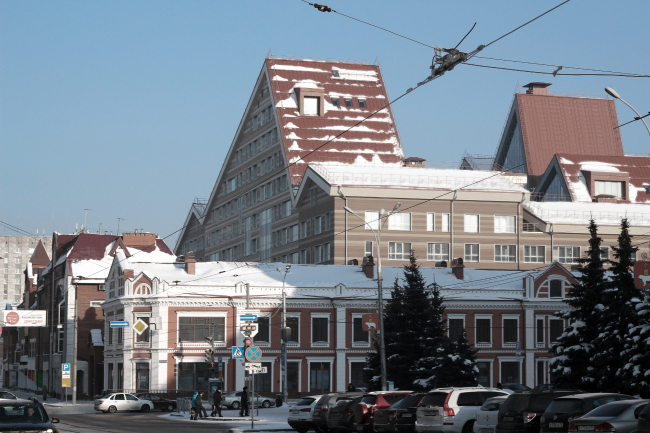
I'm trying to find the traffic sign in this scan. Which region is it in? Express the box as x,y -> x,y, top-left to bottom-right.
240,314 -> 257,322
634,261 -> 650,289
244,362 -> 267,374
241,309 -> 260,315
218,355 -> 223,363
62,363 -> 71,388
110,321 -> 129,328
245,346 -> 262,362
133,319 -> 149,335
232,346 -> 244,359
516,341 -> 521,355
240,323 -> 258,337
362,314 -> 379,331
62,363 -> 70,372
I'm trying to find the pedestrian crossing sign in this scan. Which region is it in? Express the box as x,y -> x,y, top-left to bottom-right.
232,346 -> 244,359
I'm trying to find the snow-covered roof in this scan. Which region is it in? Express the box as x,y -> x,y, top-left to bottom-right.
524,201 -> 650,226
309,164 -> 528,193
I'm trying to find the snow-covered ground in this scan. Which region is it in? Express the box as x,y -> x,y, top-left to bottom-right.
167,404 -> 295,430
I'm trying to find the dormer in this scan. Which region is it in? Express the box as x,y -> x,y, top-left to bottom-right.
295,85 -> 325,117
580,168 -> 630,202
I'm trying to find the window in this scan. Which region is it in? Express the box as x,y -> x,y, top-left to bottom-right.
312,317 -> 329,343
595,181 -> 624,198
525,246 -> 545,263
314,245 -> 322,263
428,243 -> 450,261
179,317 -> 225,342
310,362 -> 330,393
495,245 -> 516,262
304,97 -> 319,116
537,360 -> 546,386
324,243 -> 331,262
536,319 -> 545,345
599,247 -> 609,262
549,280 -> 562,298
365,241 -> 373,258
351,362 -> 366,389
549,319 -> 564,342
287,317 -> 299,343
136,363 -> 150,390
314,216 -> 322,235
289,225 -> 299,242
332,69 -> 340,78
310,188 -> 318,207
388,242 -> 411,260
325,212 -> 331,231
441,213 -> 450,232
344,98 -> 353,107
331,97 -> 340,107
254,316 -> 270,343
15,258 -> 21,264
300,221 -> 307,239
255,362 -> 273,392
494,215 -> 516,233
364,211 -> 380,230
464,214 -> 479,233
388,213 -> 411,231
353,317 -> 369,343
358,99 -> 367,108
477,362 -> 491,387
501,362 -> 520,383
503,319 -> 518,343
427,213 -> 435,231
449,318 -> 464,342
553,246 -> 580,264
465,244 -> 479,262
476,318 -> 491,343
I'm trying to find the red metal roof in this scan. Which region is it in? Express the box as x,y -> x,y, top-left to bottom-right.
516,93 -> 624,178
266,57 -> 404,187
30,240 -> 51,268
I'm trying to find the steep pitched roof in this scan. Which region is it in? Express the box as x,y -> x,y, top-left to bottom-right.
266,57 -> 404,187
494,91 -> 624,183
30,240 -> 51,268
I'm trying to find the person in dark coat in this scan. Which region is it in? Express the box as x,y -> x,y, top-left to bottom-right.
347,383 -> 356,392
211,388 -> 223,417
196,392 -> 208,419
191,391 -> 199,420
239,386 -> 250,417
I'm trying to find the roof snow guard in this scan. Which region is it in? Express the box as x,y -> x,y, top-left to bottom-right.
266,57 -> 404,187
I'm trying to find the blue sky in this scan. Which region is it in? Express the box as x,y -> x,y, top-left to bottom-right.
2,0 -> 649,247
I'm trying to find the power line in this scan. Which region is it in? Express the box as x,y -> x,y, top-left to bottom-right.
472,55 -> 649,76
463,63 -> 650,78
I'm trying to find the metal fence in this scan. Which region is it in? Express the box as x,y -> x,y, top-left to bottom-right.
176,397 -> 192,415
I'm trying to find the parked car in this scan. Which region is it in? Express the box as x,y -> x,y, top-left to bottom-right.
93,392 -> 154,413
638,400 -> 650,433
568,400 -> 649,433
314,393 -> 362,433
289,395 -> 322,433
473,396 -> 509,433
500,384 -> 531,392
134,392 -> 177,411
540,393 -> 635,433
0,391 -> 17,400
394,393 -> 426,433
0,398 -> 60,433
496,390 -> 582,433
374,395 -> 412,433
355,392 -> 412,433
328,396 -> 364,433
416,387 -> 510,433
222,390 -> 275,409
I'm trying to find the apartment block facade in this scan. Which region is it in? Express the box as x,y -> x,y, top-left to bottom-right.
1,236 -> 52,303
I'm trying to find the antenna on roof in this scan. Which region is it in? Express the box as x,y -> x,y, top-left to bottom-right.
84,209 -> 92,233
117,218 -> 125,236
267,47 -> 273,58
374,56 -> 380,66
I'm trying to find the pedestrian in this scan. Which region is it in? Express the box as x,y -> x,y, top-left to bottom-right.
347,383 -> 356,392
42,385 -> 47,402
211,388 -> 223,417
191,391 -> 199,420
196,392 -> 208,419
239,386 -> 250,417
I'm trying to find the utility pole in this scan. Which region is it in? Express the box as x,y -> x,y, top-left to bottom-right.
72,282 -> 78,404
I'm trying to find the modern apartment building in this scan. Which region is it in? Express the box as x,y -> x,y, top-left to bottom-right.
1,236 -> 52,303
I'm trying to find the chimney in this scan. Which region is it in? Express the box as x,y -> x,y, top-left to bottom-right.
451,258 -> 465,280
363,255 -> 375,279
523,82 -> 551,96
185,252 -> 196,275
123,269 -> 134,279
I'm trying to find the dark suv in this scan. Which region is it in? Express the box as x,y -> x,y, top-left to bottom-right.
329,396 -> 364,433
393,392 -> 425,433
540,393 -> 634,433
314,393 -> 362,433
496,390 -> 582,433
354,392 -> 412,433
638,401 -> 650,433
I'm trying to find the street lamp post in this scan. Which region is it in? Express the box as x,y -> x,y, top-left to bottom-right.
605,87 -> 650,137
343,200 -> 401,391
276,264 -> 291,403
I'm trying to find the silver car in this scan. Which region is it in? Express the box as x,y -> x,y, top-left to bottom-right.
569,400 -> 649,433
222,391 -> 275,409
473,396 -> 508,433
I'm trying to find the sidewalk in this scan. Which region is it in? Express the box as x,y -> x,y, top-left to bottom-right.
166,405 -> 294,431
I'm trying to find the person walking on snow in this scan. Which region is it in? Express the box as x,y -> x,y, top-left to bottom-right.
239,386 -> 250,417
211,388 -> 223,417
191,391 -> 199,420
196,392 -> 208,419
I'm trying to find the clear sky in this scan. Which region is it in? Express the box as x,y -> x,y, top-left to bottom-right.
2,0 -> 649,248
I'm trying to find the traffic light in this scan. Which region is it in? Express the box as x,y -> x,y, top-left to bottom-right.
205,336 -> 213,344
205,348 -> 214,363
244,337 -> 252,352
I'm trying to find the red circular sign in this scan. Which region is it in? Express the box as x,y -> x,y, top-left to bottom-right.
5,312 -> 20,326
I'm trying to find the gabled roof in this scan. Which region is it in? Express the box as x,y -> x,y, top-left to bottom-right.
29,240 -> 50,268
494,90 -> 624,181
267,57 -> 404,187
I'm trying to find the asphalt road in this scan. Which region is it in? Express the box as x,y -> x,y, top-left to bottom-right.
55,411 -> 257,433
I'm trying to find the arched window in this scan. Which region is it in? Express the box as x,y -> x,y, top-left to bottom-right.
134,284 -> 151,296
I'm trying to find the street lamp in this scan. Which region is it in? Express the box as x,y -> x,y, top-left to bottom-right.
338,185 -> 348,264
343,199 -> 401,391
276,264 -> 291,403
605,87 -> 650,137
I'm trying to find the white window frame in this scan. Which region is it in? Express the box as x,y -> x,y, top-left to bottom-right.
553,246 -> 581,264
314,216 -> 322,235
388,212 -> 411,231
464,214 -> 479,233
176,311 -> 228,348
306,356 -> 334,392
304,96 -> 319,116
427,243 -> 450,262
501,314 -> 520,347
548,318 -> 565,344
388,242 -> 411,260
524,245 -> 545,263
447,313 -> 466,341
475,314 -> 493,348
314,245 -> 322,264
442,213 -> 450,232
427,213 -> 435,232
494,215 -> 517,234
364,211 -> 380,230
323,243 -> 331,262
464,243 -> 480,262
311,312 -> 331,347
498,356 -> 523,384
495,244 -> 517,263
351,313 -> 371,347
365,241 -> 373,258
599,246 -> 609,262
548,277 -> 565,299
535,315 -> 546,348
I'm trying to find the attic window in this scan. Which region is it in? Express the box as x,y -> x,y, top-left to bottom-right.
331,97 -> 340,107
344,98 -> 353,107
645,184 -> 650,194
594,181 -> 624,199
332,69 -> 340,78
358,99 -> 367,108
304,97 -> 320,116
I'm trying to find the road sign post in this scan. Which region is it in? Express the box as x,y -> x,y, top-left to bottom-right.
61,363 -> 71,388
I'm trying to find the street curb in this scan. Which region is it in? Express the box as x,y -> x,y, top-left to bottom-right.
229,429 -> 294,433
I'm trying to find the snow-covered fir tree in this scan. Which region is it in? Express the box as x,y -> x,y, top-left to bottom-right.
592,218 -> 640,392
550,219 -> 605,391
619,290 -> 650,397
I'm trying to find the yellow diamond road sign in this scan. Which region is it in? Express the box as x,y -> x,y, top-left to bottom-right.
133,318 -> 148,335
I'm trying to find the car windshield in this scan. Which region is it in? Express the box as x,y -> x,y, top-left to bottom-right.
102,394 -> 114,399
421,393 -> 448,407
361,396 -> 378,405
545,399 -> 583,414
0,404 -> 47,423
296,398 -> 316,406
500,395 -> 528,412
584,403 -> 631,418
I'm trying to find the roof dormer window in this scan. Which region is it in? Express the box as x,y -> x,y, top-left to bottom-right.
358,98 -> 367,108
304,97 -> 320,116
332,69 -> 340,78
331,97 -> 340,107
344,98 -> 353,107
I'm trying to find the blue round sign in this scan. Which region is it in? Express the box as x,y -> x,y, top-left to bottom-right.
245,346 -> 262,362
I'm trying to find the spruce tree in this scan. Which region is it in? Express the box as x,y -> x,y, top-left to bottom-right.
443,331 -> 479,387
550,219 -> 605,391
592,218 -> 640,392
619,291 -> 650,397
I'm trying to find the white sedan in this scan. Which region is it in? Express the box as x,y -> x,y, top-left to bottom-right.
94,393 -> 154,413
